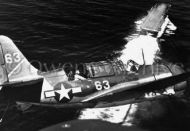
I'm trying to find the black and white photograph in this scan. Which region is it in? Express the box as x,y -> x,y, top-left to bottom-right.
0,0 -> 190,131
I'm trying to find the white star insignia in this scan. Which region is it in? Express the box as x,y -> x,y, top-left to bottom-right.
55,84 -> 71,101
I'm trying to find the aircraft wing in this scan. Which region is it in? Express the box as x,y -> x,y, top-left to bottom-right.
81,72 -> 190,103
17,72 -> 190,110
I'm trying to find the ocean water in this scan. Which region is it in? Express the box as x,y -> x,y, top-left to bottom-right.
0,0 -> 156,66
0,0 -> 190,131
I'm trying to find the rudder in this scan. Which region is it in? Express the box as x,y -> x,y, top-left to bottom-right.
0,35 -> 39,84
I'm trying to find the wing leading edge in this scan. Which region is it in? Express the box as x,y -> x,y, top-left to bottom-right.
21,72 -> 190,109
82,72 -> 190,103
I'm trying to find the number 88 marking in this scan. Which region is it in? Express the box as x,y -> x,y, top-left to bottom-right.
95,80 -> 110,91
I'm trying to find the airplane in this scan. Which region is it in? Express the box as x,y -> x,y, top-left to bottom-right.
0,34 -> 189,110
0,2 -> 189,111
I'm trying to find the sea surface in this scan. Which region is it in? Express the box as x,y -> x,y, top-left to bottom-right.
0,0 -> 190,131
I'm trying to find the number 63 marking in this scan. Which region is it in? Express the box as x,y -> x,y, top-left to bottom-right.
95,80 -> 110,91
5,53 -> 21,64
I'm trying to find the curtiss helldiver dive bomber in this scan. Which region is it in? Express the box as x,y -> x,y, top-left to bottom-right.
0,2 -> 190,110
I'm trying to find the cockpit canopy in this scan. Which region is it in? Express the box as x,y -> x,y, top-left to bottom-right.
85,60 -> 126,78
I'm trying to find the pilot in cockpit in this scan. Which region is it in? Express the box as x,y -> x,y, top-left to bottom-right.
74,64 -> 89,80
74,69 -> 86,80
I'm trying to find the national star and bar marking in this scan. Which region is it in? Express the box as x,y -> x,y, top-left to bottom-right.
44,84 -> 82,101
55,84 -> 71,101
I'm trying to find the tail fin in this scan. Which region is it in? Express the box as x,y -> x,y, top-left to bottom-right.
0,35 -> 39,84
